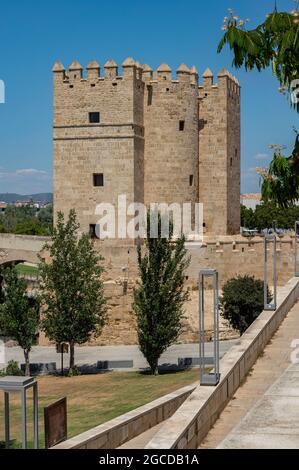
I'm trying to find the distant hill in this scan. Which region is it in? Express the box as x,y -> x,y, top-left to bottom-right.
0,193 -> 53,204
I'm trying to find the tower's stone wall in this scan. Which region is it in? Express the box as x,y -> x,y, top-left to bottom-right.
143,64 -> 199,208
53,59 -> 144,242
198,68 -> 240,235
53,57 -> 241,238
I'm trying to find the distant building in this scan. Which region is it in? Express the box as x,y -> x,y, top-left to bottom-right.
15,199 -> 35,208
241,194 -> 261,210
0,202 -> 7,213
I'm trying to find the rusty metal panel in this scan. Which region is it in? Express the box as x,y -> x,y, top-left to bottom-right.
44,397 -> 67,448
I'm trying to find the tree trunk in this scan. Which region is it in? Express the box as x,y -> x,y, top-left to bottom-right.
151,361 -> 159,376
69,340 -> 75,371
24,350 -> 30,376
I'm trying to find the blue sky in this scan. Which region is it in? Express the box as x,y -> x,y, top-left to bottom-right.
0,0 -> 297,194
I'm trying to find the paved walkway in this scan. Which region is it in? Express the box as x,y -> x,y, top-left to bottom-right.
119,422 -> 166,449
200,301 -> 299,449
1,341 -> 236,371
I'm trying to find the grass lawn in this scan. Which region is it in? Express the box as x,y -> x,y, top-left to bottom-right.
0,369 -> 199,448
15,263 -> 39,277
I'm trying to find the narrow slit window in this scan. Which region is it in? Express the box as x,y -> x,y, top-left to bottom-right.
93,173 -> 104,187
189,175 -> 194,186
89,112 -> 100,123
89,224 -> 99,239
147,85 -> 153,106
179,120 -> 185,131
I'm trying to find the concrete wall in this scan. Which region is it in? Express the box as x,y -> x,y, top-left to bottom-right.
52,383 -> 196,449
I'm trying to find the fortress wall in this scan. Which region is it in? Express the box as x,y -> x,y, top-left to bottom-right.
39,236 -> 296,346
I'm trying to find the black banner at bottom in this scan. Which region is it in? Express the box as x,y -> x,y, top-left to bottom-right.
0,449 -> 299,467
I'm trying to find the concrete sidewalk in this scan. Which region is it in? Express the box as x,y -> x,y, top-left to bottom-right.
200,300 -> 299,449
218,363 -> 299,449
1,340 -> 236,371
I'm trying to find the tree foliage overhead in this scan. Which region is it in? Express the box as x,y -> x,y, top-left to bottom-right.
218,5 -> 299,110
133,212 -> 190,375
218,3 -> 299,207
39,210 -> 107,371
260,132 -> 299,207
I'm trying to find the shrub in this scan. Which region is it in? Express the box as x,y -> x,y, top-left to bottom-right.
5,360 -> 24,376
220,275 -> 272,335
67,365 -> 81,377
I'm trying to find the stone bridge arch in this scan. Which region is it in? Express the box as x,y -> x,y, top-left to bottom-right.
0,233 -> 50,268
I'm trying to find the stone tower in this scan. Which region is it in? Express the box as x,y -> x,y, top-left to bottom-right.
143,63 -> 199,209
198,68 -> 241,235
53,58 -> 144,244
53,58 -> 240,238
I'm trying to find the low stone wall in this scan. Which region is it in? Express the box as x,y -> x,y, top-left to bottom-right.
52,383 -> 197,449
145,277 -> 299,449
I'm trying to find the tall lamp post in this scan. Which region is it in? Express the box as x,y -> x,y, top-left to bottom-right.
264,234 -> 277,311
199,269 -> 220,386
0,376 -> 38,449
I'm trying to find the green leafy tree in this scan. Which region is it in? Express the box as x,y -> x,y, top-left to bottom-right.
261,135 -> 299,207
39,210 -> 107,371
133,212 -> 190,375
218,5 -> 299,109
0,268 -> 39,375
220,275 -> 272,335
14,218 -> 46,236
3,206 -> 36,232
241,204 -> 256,229
0,273 -> 4,304
0,205 -> 52,235
218,3 -> 299,207
37,205 -> 53,234
241,200 -> 299,230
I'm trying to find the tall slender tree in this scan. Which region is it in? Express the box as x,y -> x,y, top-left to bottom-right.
0,267 -> 39,376
39,210 -> 107,371
133,212 -> 190,375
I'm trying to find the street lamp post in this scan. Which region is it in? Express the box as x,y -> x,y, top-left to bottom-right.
0,376 -> 38,449
199,269 -> 220,386
264,235 -> 277,311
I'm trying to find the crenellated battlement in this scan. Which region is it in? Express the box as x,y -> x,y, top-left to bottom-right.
53,58 -> 240,93
198,67 -> 240,99
53,57 -> 143,84
53,59 -> 240,101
